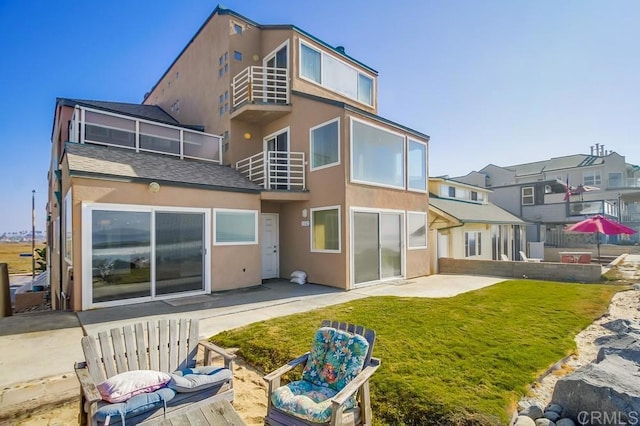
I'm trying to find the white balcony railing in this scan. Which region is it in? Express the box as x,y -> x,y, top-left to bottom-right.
236,151 -> 305,190
69,106 -> 222,163
232,66 -> 289,109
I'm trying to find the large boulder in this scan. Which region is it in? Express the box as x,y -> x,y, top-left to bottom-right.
552,349 -> 640,422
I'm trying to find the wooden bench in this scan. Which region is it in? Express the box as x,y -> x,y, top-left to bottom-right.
75,318 -> 235,425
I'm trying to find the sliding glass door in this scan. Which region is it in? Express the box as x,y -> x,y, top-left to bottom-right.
353,210 -> 403,286
86,205 -> 208,307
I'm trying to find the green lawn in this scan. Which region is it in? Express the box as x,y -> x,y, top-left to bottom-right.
211,280 -> 619,425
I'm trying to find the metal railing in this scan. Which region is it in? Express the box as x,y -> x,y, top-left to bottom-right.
236,151 -> 305,190
232,66 -> 289,109
70,106 -> 222,163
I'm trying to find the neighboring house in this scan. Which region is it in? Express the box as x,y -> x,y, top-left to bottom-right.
47,6 -> 430,311
428,178 -> 526,271
454,144 -> 640,246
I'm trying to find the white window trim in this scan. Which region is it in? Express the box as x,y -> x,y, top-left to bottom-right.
464,230 -> 482,258
64,191 -> 72,264
407,139 -> 428,194
310,117 -> 341,171
298,39 -> 375,107
263,39 -> 290,70
310,205 -> 342,253
263,126 -> 290,152
583,170 -> 602,185
406,211 -> 428,250
349,116 -> 406,190
81,202 -> 211,310
213,208 -> 259,246
521,186 -> 534,206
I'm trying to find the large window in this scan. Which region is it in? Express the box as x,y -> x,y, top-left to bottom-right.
351,118 -> 404,189
465,231 -> 482,257
608,172 -> 623,188
310,118 -> 340,170
64,192 -> 72,263
583,171 -> 602,186
214,209 -> 258,245
299,40 -> 374,106
311,206 -> 341,252
408,139 -> 427,192
407,212 -> 427,249
521,187 -> 534,205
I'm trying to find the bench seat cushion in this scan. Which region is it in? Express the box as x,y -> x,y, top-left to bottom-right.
168,366 -> 232,393
95,387 -> 176,424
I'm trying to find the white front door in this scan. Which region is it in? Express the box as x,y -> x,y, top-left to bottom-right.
261,213 -> 279,279
438,233 -> 449,258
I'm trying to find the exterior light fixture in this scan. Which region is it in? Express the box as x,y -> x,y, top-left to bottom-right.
148,182 -> 161,193
252,54 -> 260,61
243,132 -> 252,140
302,208 -> 308,219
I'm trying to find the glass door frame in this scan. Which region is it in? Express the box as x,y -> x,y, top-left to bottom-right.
81,202 -> 211,310
349,207 -> 406,288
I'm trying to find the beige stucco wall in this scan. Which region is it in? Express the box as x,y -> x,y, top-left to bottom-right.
65,174 -> 261,311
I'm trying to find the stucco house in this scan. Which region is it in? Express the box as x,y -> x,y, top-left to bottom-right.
454,145 -> 640,246
47,6 -> 430,311
428,178 -> 526,272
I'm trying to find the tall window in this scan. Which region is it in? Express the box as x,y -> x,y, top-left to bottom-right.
448,186 -> 456,198
64,192 -> 72,263
608,172 -> 623,188
310,118 -> 340,170
214,209 -> 258,245
521,187 -> 534,205
408,139 -> 427,192
465,231 -> 482,257
407,212 -> 427,249
351,118 -> 404,189
311,206 -> 340,252
299,40 -> 374,106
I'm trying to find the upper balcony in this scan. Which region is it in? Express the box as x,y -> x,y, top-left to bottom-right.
522,200 -> 619,223
230,66 -> 292,125
69,106 -> 222,163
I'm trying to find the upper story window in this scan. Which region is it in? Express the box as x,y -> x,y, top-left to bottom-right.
299,40 -> 374,106
310,118 -> 340,171
233,23 -> 243,34
350,118 -> 404,189
407,139 -> 427,192
583,170 -> 601,186
448,186 -> 456,198
471,191 -> 478,201
233,51 -> 243,61
608,172 -> 623,188
522,186 -> 534,205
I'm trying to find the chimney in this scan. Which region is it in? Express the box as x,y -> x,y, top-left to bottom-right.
595,143 -> 600,156
590,145 -> 594,155
600,144 -> 605,156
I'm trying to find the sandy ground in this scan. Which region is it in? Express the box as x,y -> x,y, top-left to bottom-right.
11,360 -> 268,426
520,287 -> 640,409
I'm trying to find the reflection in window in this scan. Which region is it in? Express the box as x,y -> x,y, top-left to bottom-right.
214,209 -> 258,244
408,140 -> 427,191
407,212 -> 427,249
311,119 -> 339,169
312,207 -> 340,252
351,119 -> 404,188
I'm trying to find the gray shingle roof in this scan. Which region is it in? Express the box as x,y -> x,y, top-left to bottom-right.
429,196 -> 525,225
65,143 -> 262,193
58,98 -> 180,126
505,154 -> 605,176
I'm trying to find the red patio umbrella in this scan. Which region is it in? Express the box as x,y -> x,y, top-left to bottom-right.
565,215 -> 637,261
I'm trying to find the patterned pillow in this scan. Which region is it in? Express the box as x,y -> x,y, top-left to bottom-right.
302,327 -> 369,391
97,370 -> 172,403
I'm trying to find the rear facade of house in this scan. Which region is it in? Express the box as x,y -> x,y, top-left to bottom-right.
47,6 -> 430,311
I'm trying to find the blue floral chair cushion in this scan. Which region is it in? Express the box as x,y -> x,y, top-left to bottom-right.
271,327 -> 369,423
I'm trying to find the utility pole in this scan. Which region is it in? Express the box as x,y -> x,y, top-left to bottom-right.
32,189 -> 35,281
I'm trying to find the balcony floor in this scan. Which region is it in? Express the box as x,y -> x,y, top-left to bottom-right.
230,103 -> 292,124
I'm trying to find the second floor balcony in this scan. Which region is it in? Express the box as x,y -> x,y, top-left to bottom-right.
522,200 -> 619,223
236,151 -> 306,194
231,66 -> 292,124
70,106 -> 222,163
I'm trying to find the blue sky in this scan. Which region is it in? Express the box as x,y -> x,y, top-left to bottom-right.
1,1 -> 638,232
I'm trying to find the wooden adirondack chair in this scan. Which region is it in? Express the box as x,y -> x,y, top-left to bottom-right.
264,320 -> 380,426
75,318 -> 235,426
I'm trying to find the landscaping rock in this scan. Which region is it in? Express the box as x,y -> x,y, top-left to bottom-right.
551,353 -> 640,421
555,419 -> 575,426
515,415 -> 536,426
535,418 -> 555,426
633,283 -> 640,291
543,411 -> 560,422
520,405 -> 544,420
545,404 -> 563,415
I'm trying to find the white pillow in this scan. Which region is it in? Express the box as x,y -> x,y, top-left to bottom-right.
97,370 -> 172,403
290,277 -> 306,285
